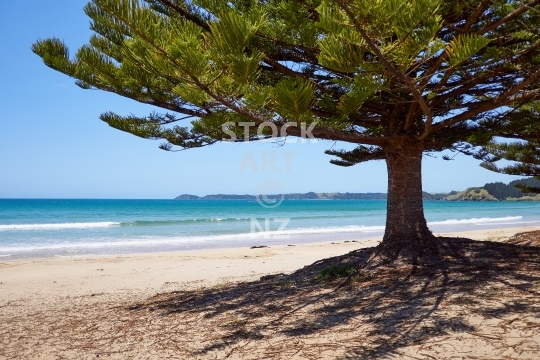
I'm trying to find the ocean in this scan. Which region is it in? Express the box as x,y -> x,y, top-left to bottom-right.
1,199 -> 539,259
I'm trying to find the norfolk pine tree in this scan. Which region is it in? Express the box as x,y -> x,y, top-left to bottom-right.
33,0 -> 540,263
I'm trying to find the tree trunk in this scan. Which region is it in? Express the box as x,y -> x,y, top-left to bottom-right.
378,140 -> 438,263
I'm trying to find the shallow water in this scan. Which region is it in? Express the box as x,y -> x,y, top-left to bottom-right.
1,199 -> 539,259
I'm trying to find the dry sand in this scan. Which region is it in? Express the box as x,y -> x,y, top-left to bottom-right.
1,226 -> 539,359
0,227 -> 529,302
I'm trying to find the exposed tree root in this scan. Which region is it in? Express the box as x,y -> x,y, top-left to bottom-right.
506,230 -> 540,247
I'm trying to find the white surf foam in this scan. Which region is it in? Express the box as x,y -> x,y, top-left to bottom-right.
0,225 -> 384,253
0,222 -> 120,231
428,216 -> 523,225
0,216 -> 533,254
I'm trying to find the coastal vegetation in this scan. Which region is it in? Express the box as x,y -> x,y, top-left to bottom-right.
33,0 -> 540,263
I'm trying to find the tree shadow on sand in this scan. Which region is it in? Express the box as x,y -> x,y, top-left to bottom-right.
126,234 -> 540,358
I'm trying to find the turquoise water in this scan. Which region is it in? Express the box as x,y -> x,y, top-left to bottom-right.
1,199 -> 539,259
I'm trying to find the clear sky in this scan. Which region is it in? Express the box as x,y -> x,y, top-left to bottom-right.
0,1 -> 524,199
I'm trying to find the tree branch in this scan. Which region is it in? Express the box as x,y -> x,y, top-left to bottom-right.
335,0 -> 434,140
430,69 -> 540,133
462,0 -> 493,32
155,0 -> 211,31
404,102 -> 418,131
262,57 -> 334,95
477,0 -> 540,34
409,0 -> 492,95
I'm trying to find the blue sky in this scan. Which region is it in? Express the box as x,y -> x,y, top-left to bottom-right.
0,1 -> 523,199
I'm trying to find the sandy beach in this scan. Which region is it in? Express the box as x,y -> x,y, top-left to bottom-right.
1,226 -> 540,359
0,226 -> 532,303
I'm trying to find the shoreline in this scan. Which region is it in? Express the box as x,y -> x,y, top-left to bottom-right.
1,225 -> 536,264
1,226 -> 538,305
1,221 -> 538,262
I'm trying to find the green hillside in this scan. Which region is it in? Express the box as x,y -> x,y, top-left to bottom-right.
447,178 -> 540,201
446,188 -> 497,201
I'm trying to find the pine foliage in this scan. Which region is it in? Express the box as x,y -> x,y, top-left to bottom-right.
33,0 -> 540,171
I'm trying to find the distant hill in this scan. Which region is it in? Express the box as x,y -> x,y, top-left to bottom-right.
175,191 -> 445,201
175,178 -> 540,201
445,188 -> 498,201
175,192 -> 388,200
446,178 -> 540,201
